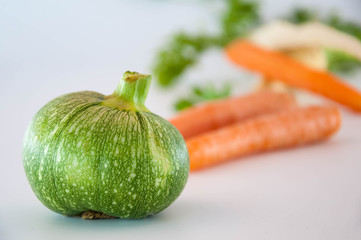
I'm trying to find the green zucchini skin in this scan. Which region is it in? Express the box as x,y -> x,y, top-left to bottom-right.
23,91 -> 189,219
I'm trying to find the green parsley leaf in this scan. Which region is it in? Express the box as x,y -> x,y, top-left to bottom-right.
174,83 -> 232,111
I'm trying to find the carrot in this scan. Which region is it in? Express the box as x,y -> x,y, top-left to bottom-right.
225,40 -> 361,112
187,106 -> 341,171
169,91 -> 296,139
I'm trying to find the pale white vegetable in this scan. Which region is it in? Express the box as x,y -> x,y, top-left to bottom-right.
249,20 -> 361,61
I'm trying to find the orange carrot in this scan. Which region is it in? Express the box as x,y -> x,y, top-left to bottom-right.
226,40 -> 361,112
169,91 -> 296,139
187,106 -> 341,171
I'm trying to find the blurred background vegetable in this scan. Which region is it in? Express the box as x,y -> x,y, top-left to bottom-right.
174,83 -> 232,111
152,0 -> 260,87
325,49 -> 361,73
285,7 -> 361,74
153,3 -> 361,89
152,1 -> 361,112
187,105 -> 341,171
170,91 -> 296,139
226,40 -> 361,112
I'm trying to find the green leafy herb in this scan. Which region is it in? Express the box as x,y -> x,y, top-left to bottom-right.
326,14 -> 361,41
286,8 -> 361,74
286,8 -> 318,24
174,99 -> 195,112
325,48 -> 361,73
152,0 -> 260,87
219,0 -> 260,45
174,83 -> 232,111
153,33 -> 218,86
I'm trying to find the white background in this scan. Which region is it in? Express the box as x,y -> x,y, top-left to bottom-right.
1,0 -> 361,239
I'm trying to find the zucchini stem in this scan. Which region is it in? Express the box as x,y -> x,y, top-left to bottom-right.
103,71 -> 151,112
115,71 -> 151,106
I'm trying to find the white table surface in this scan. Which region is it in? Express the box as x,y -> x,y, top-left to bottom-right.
1,1 -> 361,240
